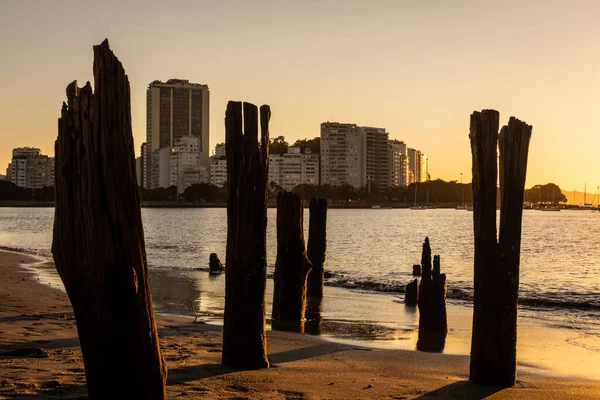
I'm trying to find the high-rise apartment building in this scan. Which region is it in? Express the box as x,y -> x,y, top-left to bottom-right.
390,139 -> 408,187
6,148 -> 54,189
139,142 -> 148,188
364,127 -> 390,190
407,148 -> 429,184
320,122 -> 389,189
146,79 -> 210,188
321,122 -> 364,188
269,147 -> 319,191
420,153 -> 429,182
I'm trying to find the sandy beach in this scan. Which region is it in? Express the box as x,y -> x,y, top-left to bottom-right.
1,250 -> 599,399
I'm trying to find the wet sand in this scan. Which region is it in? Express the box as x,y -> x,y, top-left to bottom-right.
1,250 -> 600,399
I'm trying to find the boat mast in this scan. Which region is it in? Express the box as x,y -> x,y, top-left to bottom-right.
414,182 -> 418,206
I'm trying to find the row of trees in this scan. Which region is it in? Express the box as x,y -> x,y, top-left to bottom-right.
0,179 -> 569,204
0,181 -> 54,201
269,136 -> 320,155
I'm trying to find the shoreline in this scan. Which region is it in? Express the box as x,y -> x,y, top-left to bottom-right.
2,250 -> 600,398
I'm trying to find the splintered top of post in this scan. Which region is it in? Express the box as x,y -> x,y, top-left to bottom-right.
506,116 -> 533,133
93,39 -> 127,84
469,109 -> 500,141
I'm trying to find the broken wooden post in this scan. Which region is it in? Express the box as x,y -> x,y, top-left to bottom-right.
433,255 -> 441,278
272,191 -> 313,332
405,279 -> 418,306
209,253 -> 224,274
417,237 -> 447,352
52,40 -> 166,399
421,237 -> 432,279
222,101 -> 270,369
307,198 -> 327,298
469,110 -> 532,385
412,264 -> 421,276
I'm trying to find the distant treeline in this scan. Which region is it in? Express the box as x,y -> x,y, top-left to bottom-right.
139,179 -> 475,204
0,179 -> 568,205
0,181 -> 55,201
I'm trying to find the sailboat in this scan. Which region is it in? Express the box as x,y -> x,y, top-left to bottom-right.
542,185 -> 560,211
410,182 -> 426,210
455,173 -> 468,210
582,183 -> 594,209
424,189 -> 436,209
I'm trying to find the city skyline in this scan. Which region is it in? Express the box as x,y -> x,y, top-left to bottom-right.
1,1 -> 599,190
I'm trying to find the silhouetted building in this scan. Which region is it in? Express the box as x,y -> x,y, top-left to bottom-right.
139,142 -> 148,188
364,127 -> 390,190
6,147 -> 54,189
320,122 -> 365,188
210,159 -> 227,188
170,136 -> 209,194
407,148 -> 429,184
214,143 -> 226,159
320,122 -> 389,189
146,79 -> 210,188
269,147 -> 319,191
390,139 -> 408,187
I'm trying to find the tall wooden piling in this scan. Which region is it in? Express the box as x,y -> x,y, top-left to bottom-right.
222,101 -> 270,369
272,191 -> 313,332
52,40 -> 167,399
417,237 -> 447,352
307,198 -> 327,298
469,110 -> 532,385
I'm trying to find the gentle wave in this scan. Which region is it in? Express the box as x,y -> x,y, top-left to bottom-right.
4,245 -> 599,314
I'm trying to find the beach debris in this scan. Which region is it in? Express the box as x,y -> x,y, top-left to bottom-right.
469,110 -> 532,385
272,191 -> 313,333
417,238 -> 447,352
412,264 -> 421,276
404,279 -> 418,306
53,40 -> 167,398
0,347 -> 49,358
307,198 -> 327,299
222,101 -> 270,369
209,253 -> 224,274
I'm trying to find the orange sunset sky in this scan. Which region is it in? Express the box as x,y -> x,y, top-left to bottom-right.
1,0 -> 599,190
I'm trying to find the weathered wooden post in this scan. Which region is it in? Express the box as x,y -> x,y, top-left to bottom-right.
52,40 -> 167,399
412,264 -> 421,276
469,110 -> 532,385
421,237 -> 432,279
222,101 -> 270,369
405,279 -> 418,306
272,191 -> 313,332
417,238 -> 447,352
307,198 -> 327,298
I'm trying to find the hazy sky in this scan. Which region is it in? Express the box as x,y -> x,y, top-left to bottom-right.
1,0 -> 599,189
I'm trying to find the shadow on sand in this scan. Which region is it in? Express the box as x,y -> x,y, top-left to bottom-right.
416,380 -> 509,399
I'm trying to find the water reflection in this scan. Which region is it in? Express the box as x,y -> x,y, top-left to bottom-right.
305,297 -> 323,335
417,331 -> 447,352
149,267 -> 225,321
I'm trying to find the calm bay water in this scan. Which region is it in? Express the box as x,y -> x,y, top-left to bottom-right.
2,207 -> 599,309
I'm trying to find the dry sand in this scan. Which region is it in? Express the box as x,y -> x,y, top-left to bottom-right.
1,249 -> 599,399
